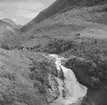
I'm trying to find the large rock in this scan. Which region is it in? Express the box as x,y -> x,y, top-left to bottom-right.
65,56 -> 107,105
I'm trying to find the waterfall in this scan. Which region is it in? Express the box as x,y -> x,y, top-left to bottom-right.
49,54 -> 87,105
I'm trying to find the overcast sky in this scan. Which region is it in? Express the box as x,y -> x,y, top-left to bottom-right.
0,0 -> 55,25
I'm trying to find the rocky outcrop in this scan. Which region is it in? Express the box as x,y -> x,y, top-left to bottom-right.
19,0 -> 107,53
65,56 -> 107,105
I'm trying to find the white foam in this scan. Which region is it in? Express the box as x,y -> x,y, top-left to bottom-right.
49,54 -> 87,105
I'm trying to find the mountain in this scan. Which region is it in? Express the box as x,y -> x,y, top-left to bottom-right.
21,0 -> 107,32
0,19 -> 12,26
3,18 -> 23,29
3,18 -> 16,26
0,19 -> 20,50
17,0 -> 107,54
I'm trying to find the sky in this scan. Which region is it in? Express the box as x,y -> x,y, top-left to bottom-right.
0,0 -> 55,25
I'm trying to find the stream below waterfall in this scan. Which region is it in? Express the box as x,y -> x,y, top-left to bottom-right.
49,54 -> 87,105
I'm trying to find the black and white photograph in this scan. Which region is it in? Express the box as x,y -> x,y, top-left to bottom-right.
0,0 -> 107,105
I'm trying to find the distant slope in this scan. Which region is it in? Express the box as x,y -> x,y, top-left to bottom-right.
0,19 -> 20,49
0,19 -> 12,27
3,18 -> 16,26
21,0 -> 107,33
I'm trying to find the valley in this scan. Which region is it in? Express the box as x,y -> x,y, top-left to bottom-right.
0,0 -> 107,105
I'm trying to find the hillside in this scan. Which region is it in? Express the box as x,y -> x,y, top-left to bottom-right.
2,18 -> 23,29
21,0 -> 107,33
18,0 -> 107,50
3,18 -> 16,26
0,19 -> 20,50
17,3 -> 107,54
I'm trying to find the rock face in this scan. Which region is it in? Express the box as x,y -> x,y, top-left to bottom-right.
65,56 -> 107,105
49,54 -> 87,105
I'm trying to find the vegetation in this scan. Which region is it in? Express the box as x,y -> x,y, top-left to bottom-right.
38,38 -> 77,54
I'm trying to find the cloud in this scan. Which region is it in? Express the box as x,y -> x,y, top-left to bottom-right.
0,0 -> 55,24
23,12 -> 39,19
16,1 -> 44,19
0,11 -> 2,16
16,1 -> 44,11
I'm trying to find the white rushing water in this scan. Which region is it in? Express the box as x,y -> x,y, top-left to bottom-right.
49,54 -> 87,105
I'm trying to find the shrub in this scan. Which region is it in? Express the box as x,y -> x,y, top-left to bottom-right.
41,38 -> 77,54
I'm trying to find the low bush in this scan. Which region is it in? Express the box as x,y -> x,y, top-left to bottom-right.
40,38 -> 77,54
